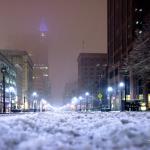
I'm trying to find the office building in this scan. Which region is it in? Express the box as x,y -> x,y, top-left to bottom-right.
33,64 -> 51,101
78,53 -> 107,98
107,0 -> 150,110
0,50 -> 33,109
0,52 -> 17,112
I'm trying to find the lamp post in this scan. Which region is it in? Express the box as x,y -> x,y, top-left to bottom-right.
32,92 -> 37,112
71,97 -> 78,111
107,86 -> 113,111
1,67 -> 7,113
118,82 -> 125,111
85,92 -> 89,111
79,96 -> 83,111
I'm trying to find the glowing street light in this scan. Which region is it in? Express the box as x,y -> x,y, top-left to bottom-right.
71,97 -> 78,111
85,92 -> 89,96
32,92 -> 37,97
79,96 -> 83,111
32,92 -> 38,112
119,82 -> 125,88
107,86 -> 113,92
85,92 -> 90,111
118,82 -> 125,111
107,86 -> 113,110
71,97 -> 78,104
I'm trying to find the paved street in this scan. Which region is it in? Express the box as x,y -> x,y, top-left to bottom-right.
0,111 -> 150,150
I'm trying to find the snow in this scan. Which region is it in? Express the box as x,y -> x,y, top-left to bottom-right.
0,111 -> 150,150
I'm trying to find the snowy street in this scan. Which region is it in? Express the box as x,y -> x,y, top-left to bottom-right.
0,111 -> 150,150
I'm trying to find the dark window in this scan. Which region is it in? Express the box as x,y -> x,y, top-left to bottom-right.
109,71 -> 113,79
115,68 -> 118,76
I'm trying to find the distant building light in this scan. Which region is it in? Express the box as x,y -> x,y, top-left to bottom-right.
135,8 -> 138,12
139,30 -> 143,34
96,64 -> 100,67
39,66 -> 48,70
43,74 -> 48,77
41,32 -> 46,37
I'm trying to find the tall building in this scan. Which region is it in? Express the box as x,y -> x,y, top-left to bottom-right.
33,64 -> 51,101
107,0 -> 150,110
128,0 -> 150,109
78,53 -> 107,98
28,25 -> 51,102
0,52 -> 17,112
0,50 -> 33,109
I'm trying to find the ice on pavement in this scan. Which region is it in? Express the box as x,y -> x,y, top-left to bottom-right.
0,111 -> 150,150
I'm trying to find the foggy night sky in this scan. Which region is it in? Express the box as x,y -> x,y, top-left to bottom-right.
0,0 -> 107,105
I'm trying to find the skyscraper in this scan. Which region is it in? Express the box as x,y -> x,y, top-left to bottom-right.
107,0 -> 150,110
30,19 -> 51,102
33,64 -> 51,101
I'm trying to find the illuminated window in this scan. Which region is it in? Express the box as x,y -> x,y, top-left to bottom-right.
139,30 -> 142,34
126,95 -> 130,100
135,8 -> 138,12
139,94 -> 143,100
43,74 -> 48,77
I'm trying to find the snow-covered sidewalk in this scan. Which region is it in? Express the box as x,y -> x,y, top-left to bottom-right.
0,111 -> 150,150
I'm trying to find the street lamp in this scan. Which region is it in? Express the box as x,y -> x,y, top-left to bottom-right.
118,82 -> 125,111
1,67 -> 7,113
32,92 -> 37,97
71,97 -> 78,111
119,82 -> 125,88
32,92 -> 38,112
107,86 -> 113,110
85,92 -> 90,111
79,96 -> 83,111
